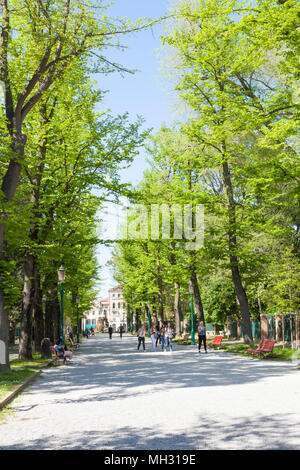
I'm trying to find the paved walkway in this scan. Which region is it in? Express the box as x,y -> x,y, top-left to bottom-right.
0,334 -> 299,450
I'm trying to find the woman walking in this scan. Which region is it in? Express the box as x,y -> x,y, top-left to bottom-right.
165,322 -> 174,352
150,326 -> 157,352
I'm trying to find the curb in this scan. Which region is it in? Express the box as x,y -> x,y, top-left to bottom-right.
0,359 -> 54,411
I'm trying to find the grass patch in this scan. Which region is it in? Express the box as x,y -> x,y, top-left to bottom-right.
10,353 -> 51,369
0,368 -> 37,401
219,343 -> 300,361
0,353 -> 51,402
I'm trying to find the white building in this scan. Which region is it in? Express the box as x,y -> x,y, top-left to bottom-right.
107,285 -> 127,331
82,286 -> 127,332
82,299 -> 100,330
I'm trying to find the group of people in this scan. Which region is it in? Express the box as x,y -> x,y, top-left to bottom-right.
137,322 -> 174,352
138,321 -> 208,354
53,338 -> 73,360
108,325 -> 124,339
83,328 -> 94,338
106,320 -> 208,354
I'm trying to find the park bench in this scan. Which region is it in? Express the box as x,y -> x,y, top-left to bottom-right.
50,346 -> 67,365
247,339 -> 265,354
247,339 -> 276,357
207,335 -> 223,348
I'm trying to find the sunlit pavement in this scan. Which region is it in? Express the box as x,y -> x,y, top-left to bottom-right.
0,333 -> 299,450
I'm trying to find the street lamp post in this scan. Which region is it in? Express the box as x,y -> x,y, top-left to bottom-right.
189,281 -> 195,345
58,265 -> 65,344
76,295 -> 80,344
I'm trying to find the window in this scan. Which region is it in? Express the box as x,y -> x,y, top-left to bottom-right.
118,302 -> 120,308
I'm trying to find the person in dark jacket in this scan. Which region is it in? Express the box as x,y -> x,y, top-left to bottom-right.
198,321 -> 207,353
108,325 -> 113,339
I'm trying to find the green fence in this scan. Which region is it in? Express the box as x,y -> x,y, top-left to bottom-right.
229,321 -> 237,338
252,322 -> 261,340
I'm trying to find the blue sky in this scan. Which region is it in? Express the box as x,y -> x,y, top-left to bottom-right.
95,0 -> 176,297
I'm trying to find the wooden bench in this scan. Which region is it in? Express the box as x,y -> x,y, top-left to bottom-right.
206,335 -> 223,348
247,339 -> 276,356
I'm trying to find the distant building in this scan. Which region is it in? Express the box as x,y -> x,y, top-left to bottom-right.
82,299 -> 100,331
82,286 -> 127,332
107,285 -> 127,331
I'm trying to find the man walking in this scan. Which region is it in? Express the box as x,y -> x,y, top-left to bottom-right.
198,321 -> 207,353
108,325 -> 113,340
160,325 -> 165,351
137,324 -> 146,351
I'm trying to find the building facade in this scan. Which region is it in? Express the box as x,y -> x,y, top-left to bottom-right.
82,286 -> 127,332
107,285 -> 127,331
82,299 -> 100,331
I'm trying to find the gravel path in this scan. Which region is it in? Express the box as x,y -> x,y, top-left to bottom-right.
0,334 -> 299,450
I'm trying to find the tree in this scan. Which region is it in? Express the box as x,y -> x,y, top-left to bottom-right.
161,0 -> 299,343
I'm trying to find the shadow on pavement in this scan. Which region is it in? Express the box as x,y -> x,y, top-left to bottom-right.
1,412 -> 298,450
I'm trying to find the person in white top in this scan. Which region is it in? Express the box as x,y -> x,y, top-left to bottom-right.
164,322 -> 174,352
137,324 -> 146,351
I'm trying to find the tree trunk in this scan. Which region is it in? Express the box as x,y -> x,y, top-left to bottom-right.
135,308 -> 140,332
157,260 -> 164,323
0,136 -> 26,367
0,289 -> 10,371
222,159 -> 253,344
151,303 -> 158,328
295,313 -> 300,350
54,293 -> 61,342
174,281 -> 182,337
45,287 -> 55,342
33,268 -> 44,353
190,263 -> 205,323
19,251 -> 34,360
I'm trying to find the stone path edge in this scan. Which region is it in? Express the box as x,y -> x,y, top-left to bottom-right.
0,359 -> 54,411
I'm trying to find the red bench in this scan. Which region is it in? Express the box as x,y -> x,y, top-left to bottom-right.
247,339 -> 276,356
207,335 -> 223,348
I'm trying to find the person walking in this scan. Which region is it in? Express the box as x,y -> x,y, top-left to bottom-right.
137,324 -> 146,351
150,326 -> 157,352
108,325 -> 113,339
165,322 -> 174,352
155,325 -> 161,347
198,321 -> 207,353
160,325 -> 165,351
120,325 -> 123,339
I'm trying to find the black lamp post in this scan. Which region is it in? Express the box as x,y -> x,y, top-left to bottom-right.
76,295 -> 80,344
